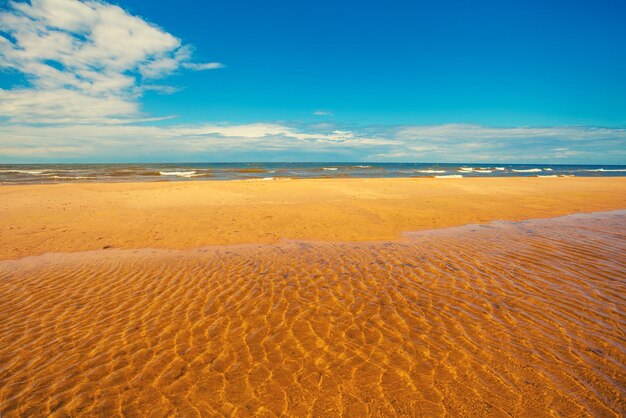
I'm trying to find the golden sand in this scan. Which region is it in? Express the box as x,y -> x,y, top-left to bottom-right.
1,178 -> 625,416
1,177 -> 625,260
1,211 -> 624,416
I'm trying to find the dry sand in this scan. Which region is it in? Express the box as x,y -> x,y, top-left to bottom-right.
1,177 -> 625,259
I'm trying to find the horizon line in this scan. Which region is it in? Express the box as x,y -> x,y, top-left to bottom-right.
2,161 -> 626,166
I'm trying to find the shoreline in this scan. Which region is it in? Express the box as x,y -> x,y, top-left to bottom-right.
2,173 -> 626,186
3,208 -> 624,262
2,177 -> 625,260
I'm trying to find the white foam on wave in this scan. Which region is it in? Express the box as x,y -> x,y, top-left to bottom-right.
417,170 -> 446,173
435,175 -> 463,178
585,168 -> 626,172
322,167 -> 338,171
495,167 -> 506,171
543,168 -> 553,171
50,176 -> 97,179
354,165 -> 372,168
458,167 -> 492,173
0,169 -> 50,175
458,167 -> 493,172
159,171 -> 197,177
512,168 -> 542,173
537,175 -> 558,178
246,176 -> 280,181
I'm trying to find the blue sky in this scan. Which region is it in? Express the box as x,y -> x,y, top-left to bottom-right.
0,0 -> 625,163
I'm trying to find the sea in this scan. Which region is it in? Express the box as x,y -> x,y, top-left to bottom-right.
1,163 -> 626,184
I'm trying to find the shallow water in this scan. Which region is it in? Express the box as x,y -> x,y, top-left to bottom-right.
1,162 -> 626,184
0,212 -> 625,416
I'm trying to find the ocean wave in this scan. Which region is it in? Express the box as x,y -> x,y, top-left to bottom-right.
353,165 -> 372,168
248,177 -> 278,181
235,168 -> 268,173
458,167 -> 493,173
417,169 -> 446,174
49,176 -> 98,179
584,168 -> 626,172
435,175 -> 463,178
494,167 -> 506,171
159,171 -> 197,177
322,167 -> 338,171
0,169 -> 50,175
108,171 -> 132,177
512,168 -> 542,173
108,170 -> 160,177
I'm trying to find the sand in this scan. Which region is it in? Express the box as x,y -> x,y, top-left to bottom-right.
1,177 -> 626,416
1,211 -> 625,416
1,177 -> 626,260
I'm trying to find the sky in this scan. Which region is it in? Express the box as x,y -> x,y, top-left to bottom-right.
0,0 -> 625,163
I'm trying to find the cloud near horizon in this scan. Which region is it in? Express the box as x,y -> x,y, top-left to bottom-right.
0,0 -> 625,164
2,122 -> 625,164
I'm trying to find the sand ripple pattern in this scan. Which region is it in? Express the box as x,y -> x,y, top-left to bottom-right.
1,211 -> 625,417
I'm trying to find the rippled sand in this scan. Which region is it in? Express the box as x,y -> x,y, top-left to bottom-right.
1,211 -> 625,417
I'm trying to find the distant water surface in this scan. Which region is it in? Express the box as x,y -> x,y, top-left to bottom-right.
1,211 -> 624,416
1,162 -> 626,184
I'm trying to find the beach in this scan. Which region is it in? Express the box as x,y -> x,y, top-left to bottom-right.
2,0 -> 624,415
1,177 -> 626,260
1,177 -> 626,416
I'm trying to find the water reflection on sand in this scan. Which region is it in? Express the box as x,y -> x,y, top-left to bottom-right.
1,211 -> 624,416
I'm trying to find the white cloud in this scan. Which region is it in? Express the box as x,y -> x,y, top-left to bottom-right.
0,0 -> 222,123
142,85 -> 183,95
374,151 -> 410,159
396,124 -> 626,142
0,88 -> 138,124
1,122 -> 624,163
182,62 -> 225,70
376,124 -> 626,162
0,122 -> 367,160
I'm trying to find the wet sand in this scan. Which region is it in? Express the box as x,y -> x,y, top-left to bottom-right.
1,211 -> 625,416
1,177 -> 626,260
